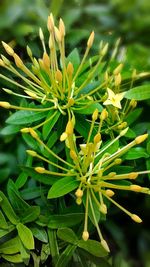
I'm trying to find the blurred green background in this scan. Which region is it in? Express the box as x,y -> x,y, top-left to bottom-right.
0,0 -> 150,266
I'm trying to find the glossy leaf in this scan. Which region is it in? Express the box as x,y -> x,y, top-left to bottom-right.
78,239 -> 108,257
6,110 -> 48,125
30,226 -> 48,243
57,228 -> 78,244
124,147 -> 149,160
47,176 -> 79,199
56,244 -> 77,267
21,206 -> 40,224
48,213 -> 84,229
125,85 -> 150,100
0,191 -> 19,225
0,236 -> 20,254
1,254 -> 23,263
16,223 -> 34,250
42,110 -> 60,140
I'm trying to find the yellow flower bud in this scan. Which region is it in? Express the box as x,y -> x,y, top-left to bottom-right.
120,127 -> 129,136
100,109 -> 108,120
108,172 -> 116,177
2,41 -> 14,56
135,134 -> 148,144
25,90 -> 38,99
54,26 -> 61,43
94,133 -> 101,144
43,52 -> 50,69
55,70 -> 62,83
114,158 -> 122,164
26,150 -> 37,157
0,101 -> 11,109
129,99 -> 137,108
29,128 -> 38,139
26,45 -> 32,58
13,53 -> 24,68
47,13 -> 54,32
60,132 -> 68,142
99,204 -> 107,214
87,31 -> 95,48
20,128 -> 30,133
70,150 -> 77,160
114,73 -> 122,86
131,214 -> 142,223
76,197 -> 82,205
101,239 -> 110,252
105,189 -> 115,197
66,120 -> 74,135
35,167 -> 46,174
130,185 -> 142,192
68,98 -> 75,106
75,189 -> 83,198
59,18 -> 65,38
100,43 -> 108,57
82,231 -> 89,241
0,59 -> 5,67
67,62 -> 74,76
128,172 -> 138,180
113,63 -> 123,75
92,109 -> 99,121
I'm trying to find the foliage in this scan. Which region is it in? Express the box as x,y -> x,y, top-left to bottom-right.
0,6 -> 150,267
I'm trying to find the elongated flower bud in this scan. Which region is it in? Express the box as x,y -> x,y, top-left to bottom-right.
75,189 -> 83,198
66,120 -> 74,135
29,128 -> 38,139
13,53 -> 24,68
92,109 -> 99,121
99,204 -> 107,214
35,167 -> 45,174
59,18 -> 65,38
114,73 -> 121,86
82,231 -> 89,241
100,109 -> 108,120
113,63 -> 123,75
26,150 -> 37,157
0,101 -> 11,109
100,43 -> 108,56
21,128 -> 30,133
67,62 -> 74,76
101,239 -> 110,252
60,132 -> 67,141
105,189 -> 115,197
130,185 -> 142,192
87,31 -> 95,48
54,26 -> 61,43
135,134 -> 148,144
131,214 -> 142,223
94,133 -> 101,144
2,41 -> 14,56
129,172 -> 138,179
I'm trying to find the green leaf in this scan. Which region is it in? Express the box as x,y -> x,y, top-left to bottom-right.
42,110 -> 60,140
20,186 -> 47,200
0,211 -> 8,229
126,108 -> 143,125
30,226 -> 48,243
125,85 -> 150,100
56,244 -> 77,267
75,114 -> 97,139
18,238 -> 30,265
21,166 -> 57,185
66,48 -> 80,72
16,223 -> 34,250
0,236 -> 20,254
47,176 -> 79,199
6,110 -> 47,125
2,253 -> 23,263
0,125 -> 22,135
124,147 -> 149,160
78,239 -> 108,257
57,228 -> 78,244
41,243 -> 51,263
48,213 -> 84,229
0,191 -> 19,225
75,102 -> 103,115
21,206 -> 40,224
7,179 -> 30,213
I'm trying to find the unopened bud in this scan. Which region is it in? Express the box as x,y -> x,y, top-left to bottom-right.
120,127 -> 129,136
76,197 -> 82,205
104,71 -> 109,82
55,69 -> 62,83
115,73 -> 121,86
87,31 -> 95,48
113,63 -> 123,75
67,62 -> 74,76
100,43 -> 108,57
75,188 -> 83,198
1,55 -> 10,65
66,120 -> 74,135
129,172 -> 138,179
70,150 -> 77,160
43,52 -> 50,69
94,133 -> 101,144
105,189 -> 115,197
27,45 -> 32,58
0,59 -> 5,67
108,172 -> 116,177
25,90 -> 38,99
92,109 -> 99,121
132,69 -> 137,79
47,13 -> 54,32
0,101 -> 11,109
82,231 -> 89,241
39,28 -> 44,41
29,128 -> 38,139
60,132 -> 67,141
26,150 -> 37,157
101,239 -> 110,252
99,204 -> 107,214
21,128 -> 30,133
35,167 -> 45,174
13,53 -> 23,68
100,109 -> 108,120
68,98 -> 74,106
131,214 -> 142,223
135,134 -> 148,144
59,18 -> 65,38
129,99 -> 137,108
54,26 -> 61,43
114,158 -> 122,164
130,185 -> 142,192
2,41 -> 14,56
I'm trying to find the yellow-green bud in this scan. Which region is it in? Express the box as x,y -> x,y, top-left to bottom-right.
2,41 -> 14,56
59,18 -> 65,38
135,134 -> 148,144
0,59 -> 5,67
120,127 -> 129,136
70,150 -> 77,160
130,185 -> 142,192
25,90 -> 38,99
26,150 -> 37,157
68,98 -> 75,106
115,73 -> 122,86
35,167 -> 45,174
108,172 -> 116,177
113,63 -> 123,75
92,109 -> 99,121
82,231 -> 89,241
54,26 -> 61,43
13,53 -> 24,68
67,62 -> 74,76
128,172 -> 138,180
75,189 -> 83,198
60,132 -> 67,142
100,109 -> 108,120
27,45 -> 32,58
43,52 -> 50,69
101,239 -> 110,252
131,214 -> 142,223
94,133 -> 101,144
100,43 -> 108,57
0,101 -> 11,109
87,31 -> 95,48
105,189 -> 115,197
76,197 -> 82,205
114,158 -> 122,164
66,120 -> 74,135
20,128 -> 30,133
29,128 -> 38,139
99,204 -> 107,214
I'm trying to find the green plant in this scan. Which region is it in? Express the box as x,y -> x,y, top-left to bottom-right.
0,13 -> 150,267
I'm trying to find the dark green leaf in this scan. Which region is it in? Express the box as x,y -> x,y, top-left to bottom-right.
74,102 -> 103,115
78,239 -> 108,257
21,206 -> 40,224
0,211 -> 8,229
124,147 -> 149,160
6,110 -> 48,125
0,125 -> 22,135
48,213 -> 84,229
126,108 -> 143,125
57,228 -> 78,244
56,244 -> 77,267
42,110 -> 60,140
30,226 -> 48,243
0,191 -> 19,225
125,85 -> 150,100
47,176 -> 79,199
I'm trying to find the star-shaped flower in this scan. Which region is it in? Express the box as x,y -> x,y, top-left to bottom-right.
103,88 -> 125,109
